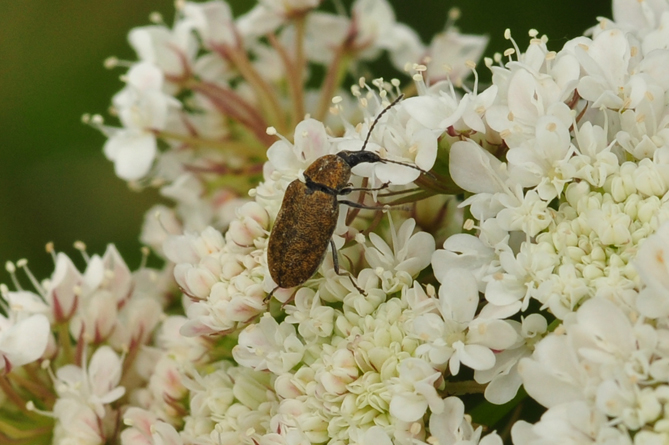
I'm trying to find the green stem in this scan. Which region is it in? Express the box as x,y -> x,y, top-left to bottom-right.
268,27 -> 305,129
443,380 -> 487,396
225,46 -> 287,134
189,81 -> 274,146
155,130 -> 266,158
315,45 -> 350,122
0,419 -> 52,441
414,172 -> 462,195
0,377 -> 34,416
293,16 -> 307,121
56,323 -> 73,366
7,373 -> 55,408
384,190 -> 436,206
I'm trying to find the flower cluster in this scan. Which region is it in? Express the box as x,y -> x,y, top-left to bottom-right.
0,244 -> 194,443
7,0 -> 669,444
87,0 -> 485,257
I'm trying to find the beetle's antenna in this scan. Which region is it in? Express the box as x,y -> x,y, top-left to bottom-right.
359,94 -> 436,179
360,94 -> 404,152
380,158 -> 436,179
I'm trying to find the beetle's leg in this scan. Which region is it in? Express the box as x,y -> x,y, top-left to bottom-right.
339,200 -> 403,211
339,182 -> 390,195
264,285 -> 280,303
329,239 -> 366,295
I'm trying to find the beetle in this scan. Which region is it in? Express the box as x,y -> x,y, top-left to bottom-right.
266,95 -> 430,298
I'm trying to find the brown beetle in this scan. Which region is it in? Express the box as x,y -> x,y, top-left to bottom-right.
266,95 -> 429,297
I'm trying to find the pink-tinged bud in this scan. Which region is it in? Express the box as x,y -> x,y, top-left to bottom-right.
180,303 -> 219,337
110,298 -> 162,349
239,202 -> 270,229
69,290 -> 118,344
242,254 -> 259,270
100,244 -> 133,299
200,255 -> 223,278
163,233 -> 201,264
245,216 -> 269,240
46,253 -> 83,323
173,263 -> 216,299
150,358 -> 187,402
156,316 -> 209,361
184,265 -> 218,299
198,227 -> 226,255
274,373 -> 303,399
227,220 -> 256,247
228,295 -> 264,322
220,258 -> 244,280
120,407 -> 183,445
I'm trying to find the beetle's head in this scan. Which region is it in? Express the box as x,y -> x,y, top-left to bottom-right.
337,150 -> 382,167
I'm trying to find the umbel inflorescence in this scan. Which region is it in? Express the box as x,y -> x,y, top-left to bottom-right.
4,0 -> 669,444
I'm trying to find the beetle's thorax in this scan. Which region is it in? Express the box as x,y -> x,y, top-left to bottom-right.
303,154 -> 351,190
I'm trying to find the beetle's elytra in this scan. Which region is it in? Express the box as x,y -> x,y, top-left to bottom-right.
267,155 -> 349,289
266,95 -> 427,296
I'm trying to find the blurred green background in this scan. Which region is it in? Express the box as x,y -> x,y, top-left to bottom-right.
0,0 -> 610,281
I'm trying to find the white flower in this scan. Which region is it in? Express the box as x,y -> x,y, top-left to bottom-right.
284,287 -> 335,341
266,118 -> 333,179
82,1 -> 669,444
303,12 -> 350,64
69,244 -> 134,344
448,139 -> 517,199
382,23 -> 424,71
128,23 -> 197,81
388,358 -> 444,422
104,62 -> 180,180
505,115 -> 576,201
181,363 -> 276,445
496,189 -> 554,236
166,202 -> 270,337
52,398 -> 105,445
233,313 -> 305,374
181,1 -> 237,48
337,95 -> 439,185
121,407 -> 183,445
486,60 -> 577,150
54,346 -> 126,418
402,87 -> 470,133
237,0 -> 321,40
616,94 -> 669,160
432,233 -> 498,288
428,396 -> 503,445
360,426 -> 393,445
474,313 -> 546,404
516,296 -> 669,432
0,313 -> 50,373
374,114 -> 438,184
570,121 -> 620,187
573,28 -> 635,109
517,334 -> 586,409
350,0 -> 396,59
108,296 -> 163,350
483,242 -> 557,314
636,220 -> 669,318
413,269 -> 517,375
609,0 -> 669,34
511,401 -> 626,445
364,217 -> 435,293
425,29 -> 489,84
